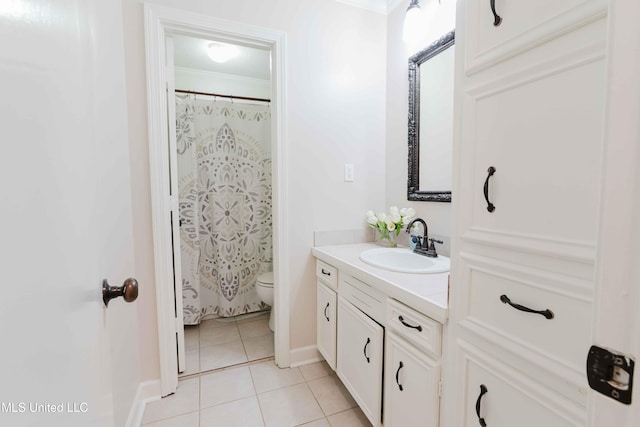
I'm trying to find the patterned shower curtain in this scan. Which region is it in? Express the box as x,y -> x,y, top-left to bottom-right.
175,94 -> 272,325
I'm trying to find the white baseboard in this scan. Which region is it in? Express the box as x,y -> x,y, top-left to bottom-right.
126,380 -> 162,427
289,345 -> 323,368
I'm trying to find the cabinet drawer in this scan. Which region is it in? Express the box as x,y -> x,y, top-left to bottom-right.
464,264 -> 591,372
460,342 -> 583,426
387,298 -> 441,358
316,260 -> 337,290
339,274 -> 385,324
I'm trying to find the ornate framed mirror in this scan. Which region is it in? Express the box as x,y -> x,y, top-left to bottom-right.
408,30 -> 455,202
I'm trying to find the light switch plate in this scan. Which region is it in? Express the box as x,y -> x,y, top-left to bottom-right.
344,163 -> 354,182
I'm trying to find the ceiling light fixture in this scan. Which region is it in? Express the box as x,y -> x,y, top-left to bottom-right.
206,43 -> 239,63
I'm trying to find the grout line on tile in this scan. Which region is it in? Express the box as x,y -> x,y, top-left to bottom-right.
308,379 -> 330,418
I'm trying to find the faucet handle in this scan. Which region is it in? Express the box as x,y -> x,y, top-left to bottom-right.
428,238 -> 443,250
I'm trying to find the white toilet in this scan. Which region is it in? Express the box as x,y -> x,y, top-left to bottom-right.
256,272 -> 274,331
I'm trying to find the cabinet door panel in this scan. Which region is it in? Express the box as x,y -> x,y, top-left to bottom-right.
384,332 -> 440,427
464,53 -> 605,244
337,297 -> 383,427
317,281 -> 337,370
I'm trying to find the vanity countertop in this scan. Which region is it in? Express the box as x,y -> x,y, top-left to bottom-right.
312,243 -> 449,323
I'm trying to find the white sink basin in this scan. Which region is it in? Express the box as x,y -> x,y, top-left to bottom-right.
359,247 -> 450,274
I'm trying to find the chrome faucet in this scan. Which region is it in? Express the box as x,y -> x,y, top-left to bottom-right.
405,218 -> 442,258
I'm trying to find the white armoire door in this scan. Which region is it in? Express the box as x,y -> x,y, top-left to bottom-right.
446,0 -> 612,426
0,1 -> 139,426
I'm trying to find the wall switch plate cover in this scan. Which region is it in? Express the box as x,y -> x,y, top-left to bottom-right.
344,163 -> 354,182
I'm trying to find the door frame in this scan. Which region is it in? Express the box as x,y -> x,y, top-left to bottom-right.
144,3 -> 290,396
589,0 -> 640,423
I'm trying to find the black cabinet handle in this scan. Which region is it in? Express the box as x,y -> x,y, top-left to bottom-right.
483,167 -> 496,212
490,0 -> 502,26
321,268 -> 331,276
324,302 -> 330,321
500,294 -> 554,319
363,337 -> 371,363
476,384 -> 488,427
395,361 -> 404,391
398,315 -> 423,332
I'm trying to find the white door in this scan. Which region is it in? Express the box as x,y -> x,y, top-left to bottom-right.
447,0 -> 640,424
0,1 -> 139,426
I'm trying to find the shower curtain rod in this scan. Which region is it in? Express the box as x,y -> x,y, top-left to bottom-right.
175,89 -> 270,103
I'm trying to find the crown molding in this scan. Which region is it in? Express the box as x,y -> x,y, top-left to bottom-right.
336,0 -> 404,15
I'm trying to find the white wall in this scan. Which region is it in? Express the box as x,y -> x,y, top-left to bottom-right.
386,0 -> 456,251
122,0 -> 387,379
174,66 -> 271,100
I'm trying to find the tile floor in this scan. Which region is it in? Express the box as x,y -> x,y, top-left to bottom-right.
146,311 -> 371,426
141,359 -> 372,427
181,312 -> 275,376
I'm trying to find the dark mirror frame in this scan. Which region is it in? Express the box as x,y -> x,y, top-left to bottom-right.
408,30 -> 455,202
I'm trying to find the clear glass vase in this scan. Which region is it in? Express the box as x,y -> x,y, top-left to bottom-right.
375,228 -> 397,248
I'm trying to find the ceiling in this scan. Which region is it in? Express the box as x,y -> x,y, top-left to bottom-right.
171,34 -> 271,81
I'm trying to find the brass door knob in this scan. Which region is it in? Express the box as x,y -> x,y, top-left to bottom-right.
102,278 -> 139,307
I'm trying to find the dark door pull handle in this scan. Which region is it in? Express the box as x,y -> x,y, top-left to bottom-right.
500,294 -> 554,319
395,361 -> 404,391
363,337 -> 371,363
398,315 -> 423,332
324,302 -> 330,321
483,167 -> 496,212
490,0 -> 502,26
321,268 -> 331,276
476,384 -> 488,427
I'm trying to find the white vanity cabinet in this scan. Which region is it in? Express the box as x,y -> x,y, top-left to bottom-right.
316,260 -> 337,369
313,253 -> 448,427
447,0 -> 609,425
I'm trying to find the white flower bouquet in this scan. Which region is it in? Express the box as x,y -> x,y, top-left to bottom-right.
366,207 -> 416,247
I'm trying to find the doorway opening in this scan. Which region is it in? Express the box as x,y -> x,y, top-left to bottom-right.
144,4 -> 289,396
170,34 -> 275,376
